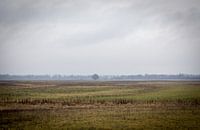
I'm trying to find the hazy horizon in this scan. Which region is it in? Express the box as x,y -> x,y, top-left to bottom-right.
0,73 -> 200,76
0,0 -> 200,75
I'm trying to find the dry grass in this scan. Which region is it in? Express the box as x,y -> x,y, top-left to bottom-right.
0,81 -> 200,129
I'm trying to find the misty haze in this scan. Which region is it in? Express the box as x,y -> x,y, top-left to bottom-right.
0,0 -> 200,75
0,0 -> 200,130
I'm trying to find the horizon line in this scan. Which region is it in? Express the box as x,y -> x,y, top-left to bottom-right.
1,73 -> 200,76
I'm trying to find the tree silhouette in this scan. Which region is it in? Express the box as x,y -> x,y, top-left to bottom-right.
92,74 -> 99,80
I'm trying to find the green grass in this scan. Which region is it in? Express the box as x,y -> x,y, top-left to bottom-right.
1,105 -> 200,130
0,81 -> 200,129
0,81 -> 200,104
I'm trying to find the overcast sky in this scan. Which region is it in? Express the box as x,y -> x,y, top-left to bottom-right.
0,0 -> 200,75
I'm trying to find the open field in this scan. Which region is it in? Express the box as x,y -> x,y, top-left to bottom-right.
0,81 -> 200,129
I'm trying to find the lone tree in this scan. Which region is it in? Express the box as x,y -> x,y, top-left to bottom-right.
92,74 -> 99,80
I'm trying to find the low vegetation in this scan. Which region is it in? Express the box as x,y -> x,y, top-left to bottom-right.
0,81 -> 200,129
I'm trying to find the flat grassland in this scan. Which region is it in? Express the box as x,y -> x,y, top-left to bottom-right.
0,81 -> 200,130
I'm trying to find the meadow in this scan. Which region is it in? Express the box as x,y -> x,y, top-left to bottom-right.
0,81 -> 200,129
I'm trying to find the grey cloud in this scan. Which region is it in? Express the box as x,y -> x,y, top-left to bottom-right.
0,0 -> 200,74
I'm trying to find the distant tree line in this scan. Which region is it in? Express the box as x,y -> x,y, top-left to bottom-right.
0,74 -> 199,81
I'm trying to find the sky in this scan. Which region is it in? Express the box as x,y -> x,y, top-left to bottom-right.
0,0 -> 200,75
